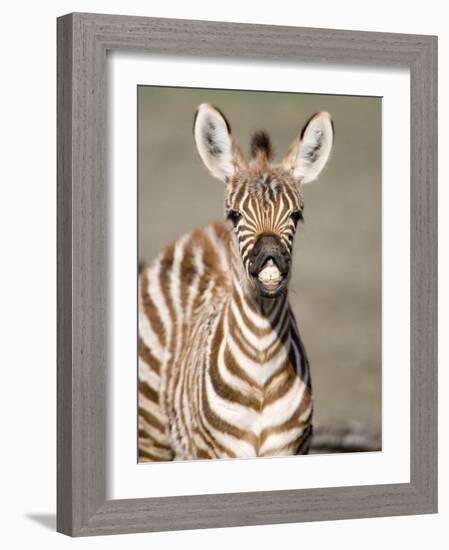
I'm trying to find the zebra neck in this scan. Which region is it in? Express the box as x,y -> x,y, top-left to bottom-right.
227,277 -> 291,358
225,249 -> 292,358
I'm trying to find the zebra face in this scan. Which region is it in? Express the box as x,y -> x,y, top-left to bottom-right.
194,103 -> 334,299
225,170 -> 304,298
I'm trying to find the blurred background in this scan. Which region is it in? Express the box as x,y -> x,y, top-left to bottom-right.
138,86 -> 381,450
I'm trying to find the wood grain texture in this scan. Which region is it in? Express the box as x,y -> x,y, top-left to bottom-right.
57,13 -> 74,536
409,36 -> 438,509
56,12 -> 438,536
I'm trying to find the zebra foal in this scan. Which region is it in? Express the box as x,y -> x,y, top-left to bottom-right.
138,104 -> 334,461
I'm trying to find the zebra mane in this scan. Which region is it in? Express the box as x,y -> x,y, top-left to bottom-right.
250,130 -> 273,161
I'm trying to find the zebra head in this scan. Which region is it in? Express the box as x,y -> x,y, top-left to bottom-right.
194,103 -> 334,299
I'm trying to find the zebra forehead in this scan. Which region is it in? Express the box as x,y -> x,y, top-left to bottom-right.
250,175 -> 300,206
253,175 -> 278,196
226,169 -> 303,212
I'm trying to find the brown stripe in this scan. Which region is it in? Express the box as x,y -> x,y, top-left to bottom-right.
196,448 -> 213,459
139,438 -> 173,457
179,237 -> 196,313
240,237 -> 256,260
201,364 -> 258,450
138,429 -> 172,451
231,181 -> 247,210
228,300 -> 289,366
209,351 -> 261,411
295,424 -> 313,454
175,236 -> 202,461
289,309 -> 311,385
139,380 -> 159,404
138,449 -> 170,462
210,316 -> 261,409
260,427 -> 311,457
223,343 -> 260,390
170,360 -> 193,459
264,366 -> 289,394
158,241 -> 177,422
138,405 -> 166,433
265,319 -> 290,361
235,289 -> 288,340
138,337 -> 161,375
260,442 -> 297,457
230,290 -> 272,337
228,311 -> 260,362
158,242 -> 176,327
139,269 -> 166,348
264,363 -> 298,406
194,367 -> 238,458
260,388 -> 312,446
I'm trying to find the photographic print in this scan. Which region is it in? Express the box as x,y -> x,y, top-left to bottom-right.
57,15 -> 437,534
137,87 -> 381,463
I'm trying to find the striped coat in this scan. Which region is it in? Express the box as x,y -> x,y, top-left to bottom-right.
138,104 -> 333,461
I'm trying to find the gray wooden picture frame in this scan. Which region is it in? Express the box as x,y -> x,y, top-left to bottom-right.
57,12 -> 438,537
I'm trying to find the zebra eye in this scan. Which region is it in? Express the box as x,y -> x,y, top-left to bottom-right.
227,210 -> 242,226
290,210 -> 304,224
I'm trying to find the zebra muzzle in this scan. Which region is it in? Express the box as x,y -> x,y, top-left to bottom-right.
257,259 -> 282,291
249,235 -> 290,297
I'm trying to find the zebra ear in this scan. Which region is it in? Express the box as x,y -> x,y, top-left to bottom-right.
283,112 -> 334,184
194,104 -> 238,182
